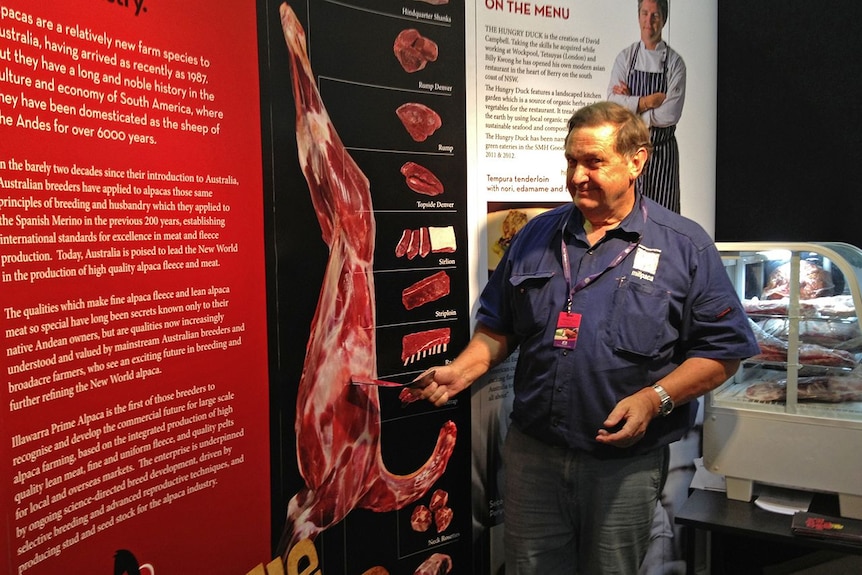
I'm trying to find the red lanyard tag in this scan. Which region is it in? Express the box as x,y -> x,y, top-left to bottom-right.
553,312 -> 582,349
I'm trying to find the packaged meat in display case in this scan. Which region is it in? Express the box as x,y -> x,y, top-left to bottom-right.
704,242 -> 862,519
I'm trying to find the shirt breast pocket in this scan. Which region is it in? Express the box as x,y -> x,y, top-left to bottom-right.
509,271 -> 555,335
609,280 -> 671,359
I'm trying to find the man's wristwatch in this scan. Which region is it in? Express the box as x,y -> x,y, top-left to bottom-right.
652,384 -> 674,417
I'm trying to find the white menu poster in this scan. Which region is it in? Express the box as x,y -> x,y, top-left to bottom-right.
465,2 -> 718,572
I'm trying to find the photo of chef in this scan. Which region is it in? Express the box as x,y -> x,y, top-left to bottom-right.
607,0 -> 686,213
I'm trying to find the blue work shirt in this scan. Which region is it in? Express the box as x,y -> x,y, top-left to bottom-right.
476,195 -> 760,457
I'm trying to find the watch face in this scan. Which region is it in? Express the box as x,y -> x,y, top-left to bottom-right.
653,384 -> 672,416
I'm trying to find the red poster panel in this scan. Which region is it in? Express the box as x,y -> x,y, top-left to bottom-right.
1,2 -> 269,574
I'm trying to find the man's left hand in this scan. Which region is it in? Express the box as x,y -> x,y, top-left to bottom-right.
612,81 -> 631,96
594,388 -> 659,448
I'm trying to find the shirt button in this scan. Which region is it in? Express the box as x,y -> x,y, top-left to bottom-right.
556,386 -> 563,392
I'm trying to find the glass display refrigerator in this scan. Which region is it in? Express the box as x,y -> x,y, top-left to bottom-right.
704,242 -> 862,519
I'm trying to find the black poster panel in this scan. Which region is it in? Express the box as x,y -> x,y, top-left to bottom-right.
265,1 -> 471,573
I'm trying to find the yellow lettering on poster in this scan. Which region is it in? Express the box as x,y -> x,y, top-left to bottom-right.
286,539 -> 320,575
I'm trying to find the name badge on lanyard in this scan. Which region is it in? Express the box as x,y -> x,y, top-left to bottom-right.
554,311 -> 581,349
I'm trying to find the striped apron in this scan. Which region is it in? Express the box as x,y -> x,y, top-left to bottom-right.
627,43 -> 681,213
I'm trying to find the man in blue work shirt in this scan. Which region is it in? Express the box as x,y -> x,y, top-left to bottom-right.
415,101 -> 759,574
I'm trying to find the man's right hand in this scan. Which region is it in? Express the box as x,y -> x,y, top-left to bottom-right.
409,322 -> 514,407
411,364 -> 466,407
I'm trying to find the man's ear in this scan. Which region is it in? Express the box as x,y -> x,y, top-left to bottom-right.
629,147 -> 649,180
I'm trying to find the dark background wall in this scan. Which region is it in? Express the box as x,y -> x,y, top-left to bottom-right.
716,1 -> 862,246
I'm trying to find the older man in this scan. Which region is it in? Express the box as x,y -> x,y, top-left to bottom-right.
416,102 -> 758,574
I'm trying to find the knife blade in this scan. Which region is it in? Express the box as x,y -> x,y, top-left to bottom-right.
350,369 -> 435,389
349,376 -> 410,388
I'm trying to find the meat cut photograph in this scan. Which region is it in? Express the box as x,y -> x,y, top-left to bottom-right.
401,161 -> 444,196
393,29 -> 438,73
396,102 -> 442,142
277,2 -> 457,556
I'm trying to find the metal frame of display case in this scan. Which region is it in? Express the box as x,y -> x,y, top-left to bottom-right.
704,242 -> 862,520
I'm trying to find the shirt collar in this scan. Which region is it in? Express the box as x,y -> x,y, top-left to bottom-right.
563,195 -> 646,245
639,39 -> 667,52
